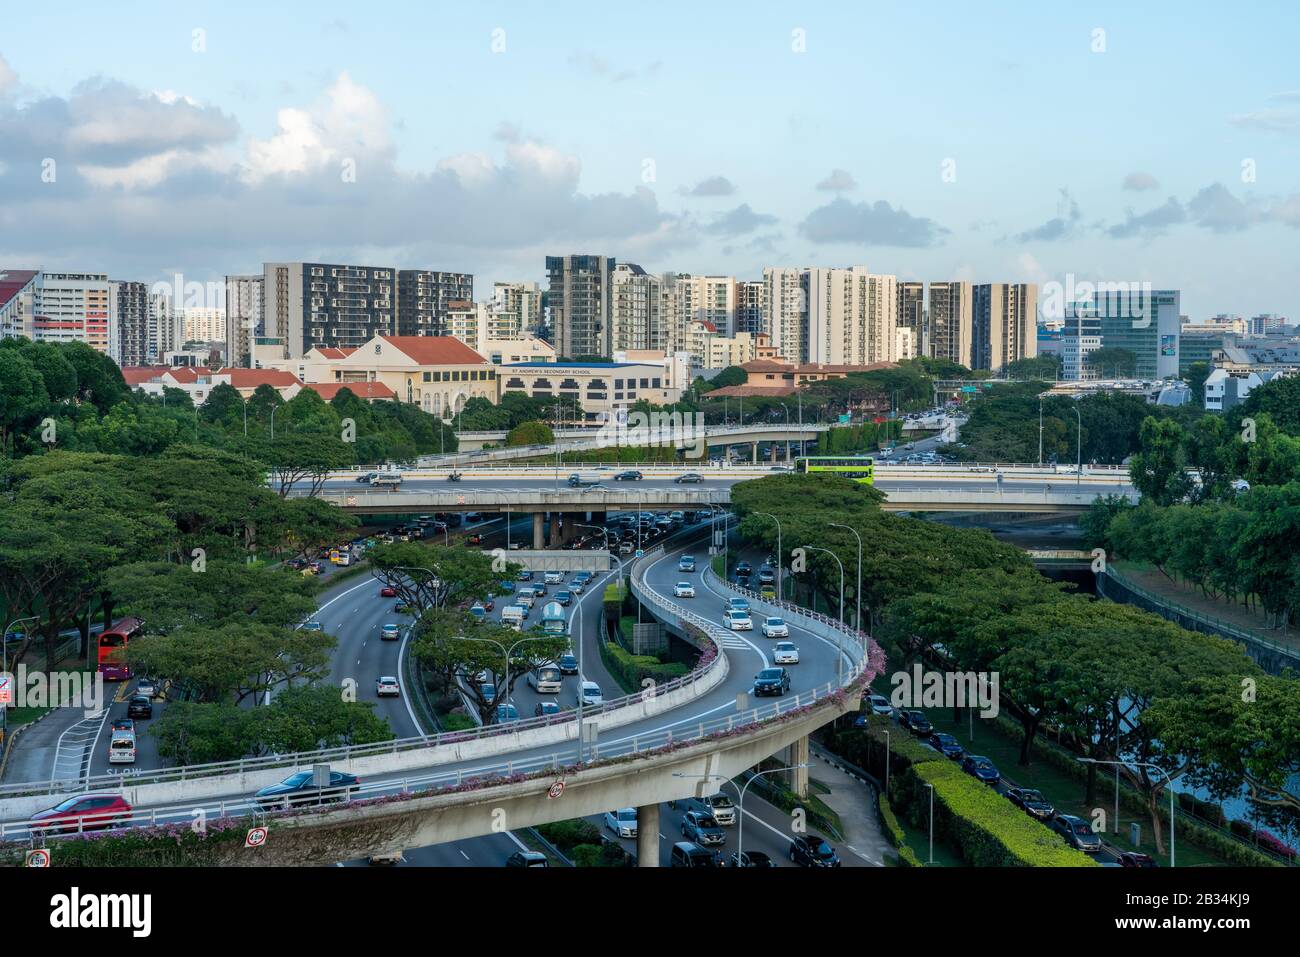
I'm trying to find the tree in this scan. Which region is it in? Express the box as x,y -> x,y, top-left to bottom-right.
697,366 -> 748,391
0,350 -> 48,455
505,420 -> 554,446
251,685 -> 394,755
369,542 -> 515,613
253,432 -> 356,497
1084,347 -> 1139,379
1182,361 -> 1211,409
1128,417 -> 1193,505
1238,374 -> 1300,436
1003,354 -> 1062,380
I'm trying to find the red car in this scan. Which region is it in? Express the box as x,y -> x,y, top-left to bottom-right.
466,533 -> 483,545
29,793 -> 133,834
379,586 -> 397,598
482,598 -> 494,611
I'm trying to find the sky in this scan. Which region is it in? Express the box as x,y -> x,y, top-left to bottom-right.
1,0 -> 1298,320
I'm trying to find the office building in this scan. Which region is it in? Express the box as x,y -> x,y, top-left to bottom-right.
546,255 -> 614,358
396,269 -> 473,336
1096,288 -> 1181,379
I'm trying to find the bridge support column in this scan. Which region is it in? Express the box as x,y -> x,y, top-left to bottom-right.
751,442 -> 758,464
636,802 -> 660,866
785,735 -> 810,798
549,513 -> 563,547
786,440 -> 792,462
532,512 -> 545,549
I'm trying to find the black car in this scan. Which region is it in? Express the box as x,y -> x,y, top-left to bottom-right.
729,851 -> 775,868
1118,852 -> 1158,868
926,732 -> 964,759
789,835 -> 841,867
753,667 -> 791,697
554,590 -> 573,606
255,770 -> 360,810
1005,787 -> 1055,821
735,561 -> 752,575
674,473 -> 703,484
506,851 -> 549,868
613,470 -> 643,481
126,695 -> 153,719
356,472 -> 377,483
897,710 -> 933,735
557,653 -> 579,675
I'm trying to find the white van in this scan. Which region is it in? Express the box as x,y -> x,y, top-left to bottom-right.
515,592 -> 536,610
501,605 -> 526,628
108,729 -> 136,764
544,570 -> 564,584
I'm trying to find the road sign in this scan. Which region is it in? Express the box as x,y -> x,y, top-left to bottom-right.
546,779 -> 566,800
0,675 -> 11,705
245,826 -> 269,848
635,549 -> 644,558
25,849 -> 50,867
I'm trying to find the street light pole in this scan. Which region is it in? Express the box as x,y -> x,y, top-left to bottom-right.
460,633 -> 551,723
751,512 -> 783,599
1037,396 -> 1043,466
2,615 -> 39,740
1072,405 -> 1082,487
925,782 -> 935,864
270,404 -> 279,441
828,522 -> 862,632
802,545 -> 845,685
1079,757 -> 1175,865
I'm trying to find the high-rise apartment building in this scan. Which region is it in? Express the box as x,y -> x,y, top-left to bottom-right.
150,291 -> 183,360
111,280 -> 150,366
490,281 -> 543,338
30,273 -> 112,353
972,283 -> 1037,372
546,255 -> 614,358
396,270 -> 473,336
763,267 -> 808,362
262,262 -> 395,358
804,268 -> 899,366
674,274 -> 738,337
897,281 -> 925,356
0,269 -> 40,341
183,307 -> 226,343
735,280 -> 765,336
225,274 -> 264,368
927,281 -> 973,369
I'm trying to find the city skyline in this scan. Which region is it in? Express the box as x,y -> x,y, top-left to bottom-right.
2,2 -> 1299,320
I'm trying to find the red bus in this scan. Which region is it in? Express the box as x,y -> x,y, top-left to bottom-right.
97,617 -> 144,681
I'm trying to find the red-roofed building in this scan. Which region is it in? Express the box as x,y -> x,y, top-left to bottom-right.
0,270 -> 40,340
214,367 -> 303,399
302,381 -> 397,403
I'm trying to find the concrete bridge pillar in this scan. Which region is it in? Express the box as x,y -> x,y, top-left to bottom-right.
785,441 -> 792,462
548,513 -> 563,547
636,802 -> 660,867
785,735 -> 810,798
751,442 -> 758,464
532,512 -> 545,549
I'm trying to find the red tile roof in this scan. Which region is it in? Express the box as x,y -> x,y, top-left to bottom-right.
216,368 -> 302,388
303,381 -> 397,401
163,366 -> 202,383
378,335 -> 487,365
0,269 -> 39,311
120,366 -> 171,386
314,347 -> 357,359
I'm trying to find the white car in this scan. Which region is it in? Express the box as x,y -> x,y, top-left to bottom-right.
762,617 -> 789,639
544,570 -> 564,584
577,681 -> 603,706
604,807 -> 638,838
674,582 -> 695,598
726,610 -> 753,631
376,676 -> 400,697
773,641 -> 800,664
867,693 -> 894,716
380,623 -> 400,641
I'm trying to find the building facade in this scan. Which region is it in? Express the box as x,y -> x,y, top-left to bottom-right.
224,274 -> 264,368
927,281 -> 973,368
110,280 -> 150,366
546,255 -> 614,358
972,283 -> 1037,372
262,262 -> 396,358
396,269 -> 473,337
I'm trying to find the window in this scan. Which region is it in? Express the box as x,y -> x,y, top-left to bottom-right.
423,372 -> 431,382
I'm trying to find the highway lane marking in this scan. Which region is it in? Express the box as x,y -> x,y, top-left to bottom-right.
459,849 -> 470,861
395,622 -> 425,736
680,554 -> 769,666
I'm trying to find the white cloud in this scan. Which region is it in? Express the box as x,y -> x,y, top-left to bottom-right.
0,53 -> 16,96
815,169 -> 856,192
1122,171 -> 1159,191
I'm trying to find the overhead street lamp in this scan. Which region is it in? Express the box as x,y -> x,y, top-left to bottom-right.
1072,404 -> 1082,487
459,632 -> 553,723
925,782 -> 935,864
750,512 -> 783,599
2,615 -> 39,740
828,522 -> 863,632
575,523 -> 623,591
801,545 -> 845,685
674,762 -> 809,865
270,404 -> 279,441
1079,757 -> 1175,866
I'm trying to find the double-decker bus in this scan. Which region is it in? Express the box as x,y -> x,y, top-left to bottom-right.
794,455 -> 875,485
97,617 -> 144,681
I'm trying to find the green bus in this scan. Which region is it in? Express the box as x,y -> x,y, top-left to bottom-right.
794,455 -> 875,484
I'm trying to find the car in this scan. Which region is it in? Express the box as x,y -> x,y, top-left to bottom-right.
670,792 -> 736,825
897,710 -> 933,735
506,851 -> 549,868
613,470 -> 643,481
674,473 -> 703,484
554,590 -> 573,606
674,582 -> 695,598
1118,851 -> 1158,867
726,610 -> 753,631
479,682 -> 497,704
494,703 -> 520,723
392,600 -> 415,614
302,620 -> 323,632
466,533 -> 484,545
735,560 -> 752,575
376,676 -> 400,697
1049,814 -> 1102,853
789,835 -> 841,867
135,677 -> 160,698
758,568 -> 776,585
111,718 -> 135,733
761,616 -> 789,639
255,770 -> 360,810
753,667 -> 791,696
28,794 -> 133,834
535,701 -> 561,717
531,583 -> 547,597
366,851 -> 403,866
379,586 -> 397,598
576,681 -> 603,706
568,580 -> 585,594
678,556 -> 696,573
724,596 -> 751,614
516,570 -> 533,581
960,754 -> 1001,785
481,598 -> 495,611
773,640 -> 800,664
670,841 -> 718,867
557,653 -> 579,675
126,695 -> 153,719
544,570 -> 564,584
619,542 -> 634,555
730,850 -> 776,867
380,623 -> 400,641
681,810 -> 725,846
356,472 -> 378,484
469,604 -> 487,621
108,730 -> 136,764
604,807 -> 639,838
1005,787 -> 1055,821
927,732 -> 964,759
866,694 -> 893,716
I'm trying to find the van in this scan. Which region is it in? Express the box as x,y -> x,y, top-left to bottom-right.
670,842 -> 717,868
501,605 -> 526,628
371,473 -> 402,488
528,664 -> 563,694
515,592 -> 536,610
108,730 -> 136,765
671,792 -> 737,825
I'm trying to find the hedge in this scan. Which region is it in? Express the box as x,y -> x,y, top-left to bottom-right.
536,819 -> 602,853
599,641 -> 689,694
895,760 -> 1098,867
878,793 -> 922,867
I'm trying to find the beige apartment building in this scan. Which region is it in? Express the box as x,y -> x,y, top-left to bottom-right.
972,283 -> 1038,371
928,281 -> 974,368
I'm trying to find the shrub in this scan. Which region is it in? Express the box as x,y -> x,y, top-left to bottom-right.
536,819 -> 602,853
599,641 -> 689,694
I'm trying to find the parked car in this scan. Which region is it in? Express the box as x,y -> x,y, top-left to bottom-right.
376,676 -> 400,697
897,710 -> 933,735
960,754 -> 1001,785
674,582 -> 695,598
1049,814 -> 1102,853
506,851 -> 549,868
28,794 -> 133,833
772,641 -> 800,664
753,667 -> 791,696
681,811 -> 725,846
1005,787 -> 1055,821
761,616 -> 789,638
789,835 -> 841,867
604,807 -> 638,838
866,694 -> 894,716
927,732 -> 965,759
255,770 -> 360,810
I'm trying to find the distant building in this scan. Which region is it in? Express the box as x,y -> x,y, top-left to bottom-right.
396,269 -> 473,337
497,360 -> 681,421
183,307 -> 226,344
972,283 -> 1037,372
928,281 -> 973,368
0,269 -> 40,340
546,255 -> 614,358
224,274 -> 264,368
262,262 -> 396,358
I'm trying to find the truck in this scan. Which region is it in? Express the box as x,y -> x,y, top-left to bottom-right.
501,605 -> 526,629
567,472 -> 601,488
371,473 -> 402,488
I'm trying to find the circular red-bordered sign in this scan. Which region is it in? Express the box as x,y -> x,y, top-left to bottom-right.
245,826 -> 269,848
546,779 -> 565,800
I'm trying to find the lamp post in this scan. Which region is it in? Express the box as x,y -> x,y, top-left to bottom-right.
673,763 -> 809,864
802,544 -> 845,684
1072,404 -> 1082,487
576,524 -> 622,590
883,727 -> 891,797
270,403 -> 279,441
574,595 -> 588,765
1037,395 -> 1043,466
750,512 -> 783,599
828,522 -> 862,632
1079,757 -> 1175,865
925,782 -> 935,864
2,615 -> 38,740
460,633 -> 552,724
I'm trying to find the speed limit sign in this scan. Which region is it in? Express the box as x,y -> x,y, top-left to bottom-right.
546,779 -> 565,800
245,826 -> 269,848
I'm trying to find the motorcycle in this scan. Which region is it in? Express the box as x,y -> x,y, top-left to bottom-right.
447,472 -> 463,482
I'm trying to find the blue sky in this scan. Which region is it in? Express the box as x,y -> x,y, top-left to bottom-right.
1,0 -> 1298,319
